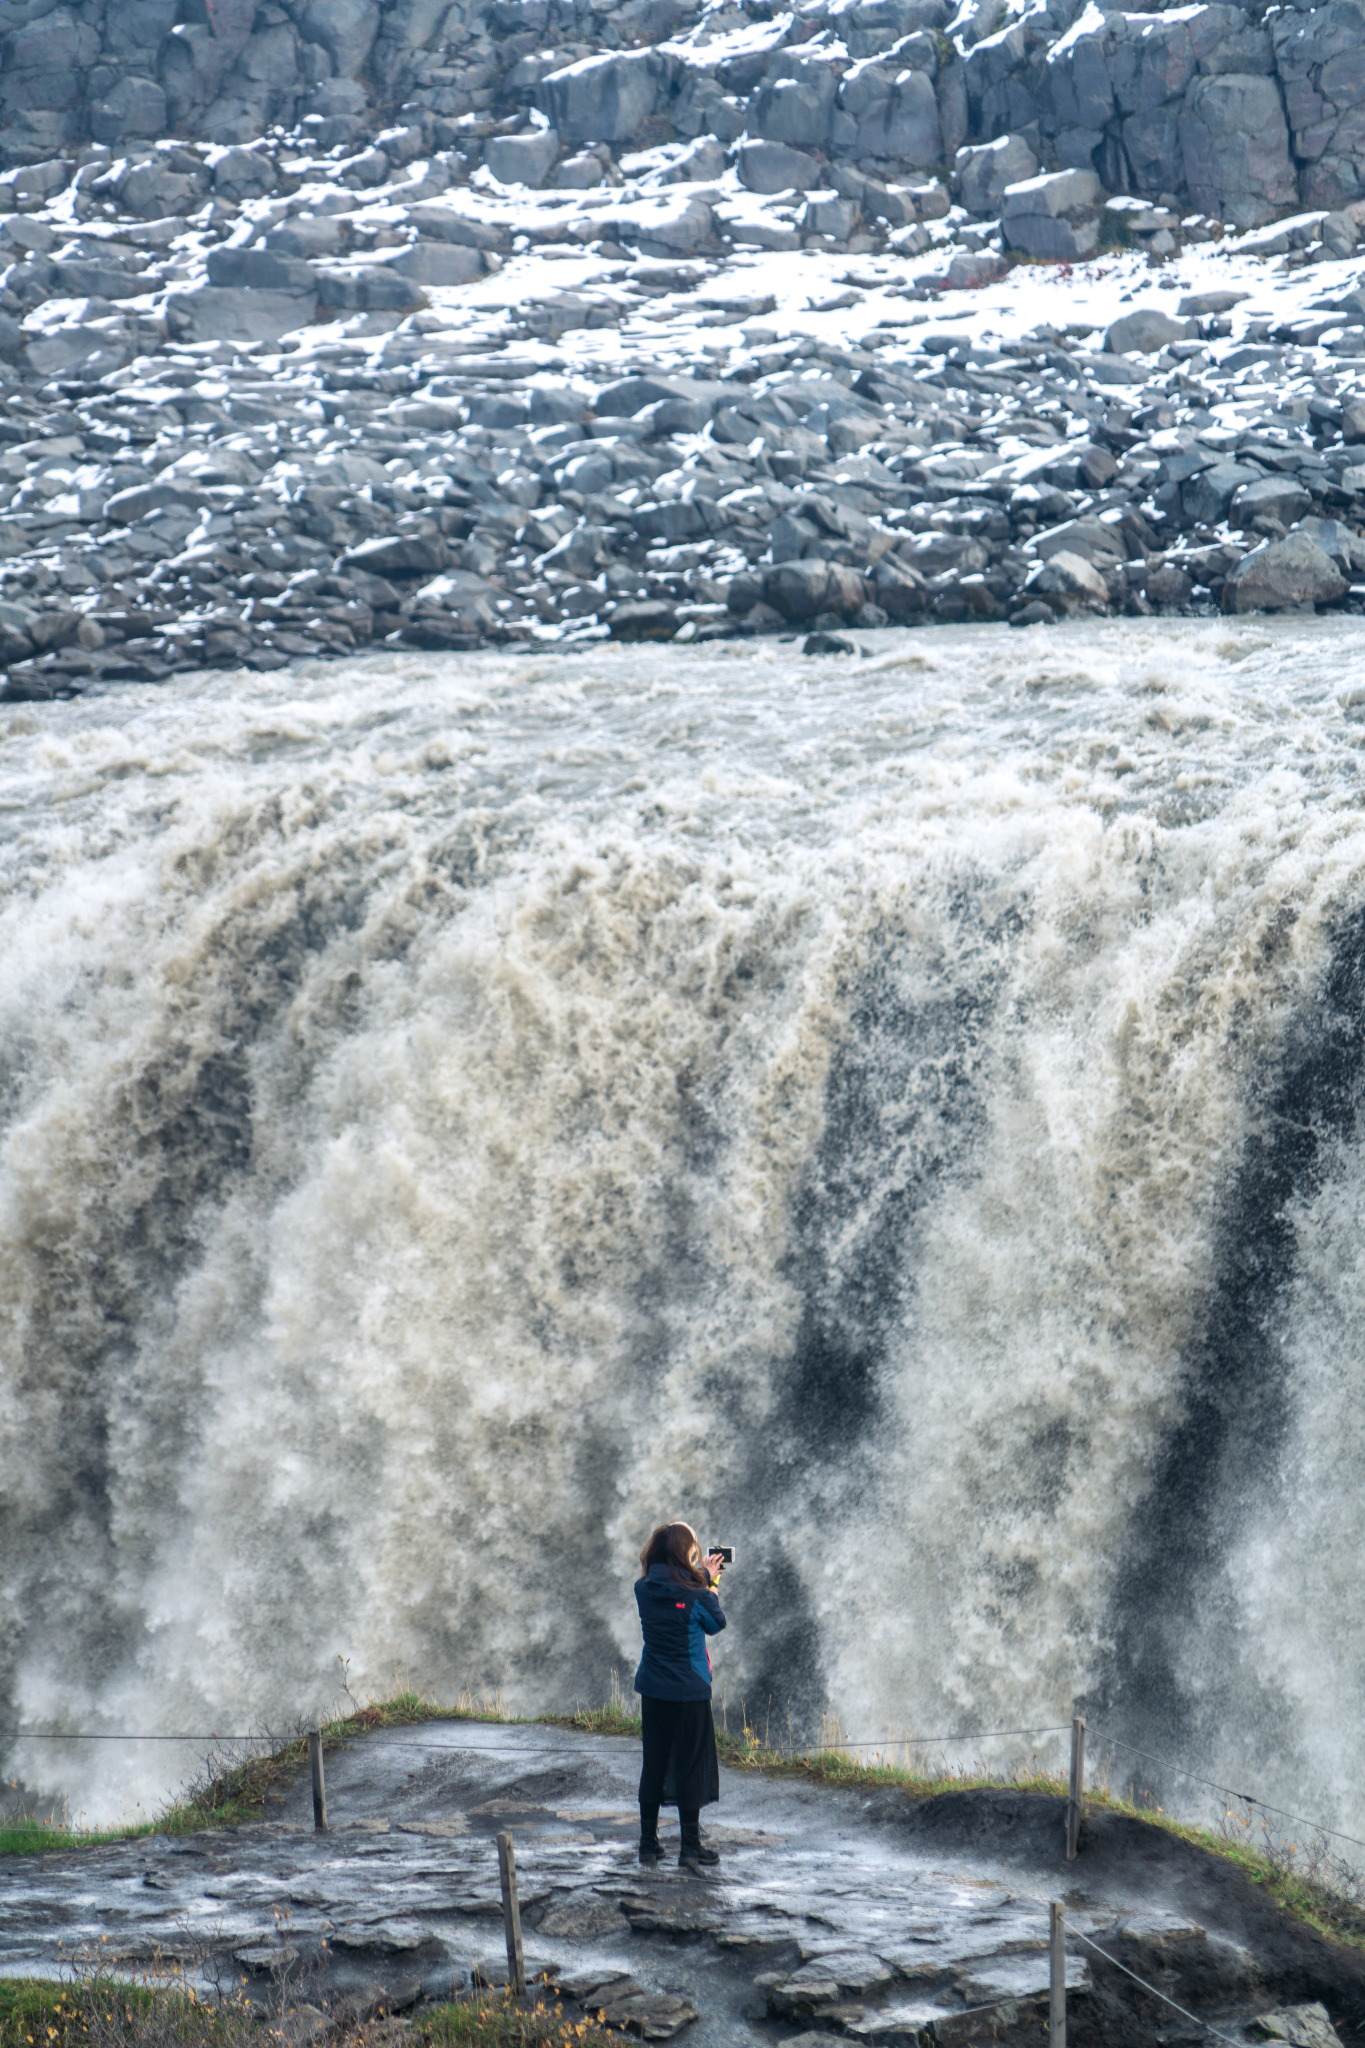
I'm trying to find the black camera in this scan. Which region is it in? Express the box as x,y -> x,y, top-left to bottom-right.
707,1544 -> 736,1565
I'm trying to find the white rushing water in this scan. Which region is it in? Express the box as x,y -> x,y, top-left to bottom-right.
5,617 -> 1365,1830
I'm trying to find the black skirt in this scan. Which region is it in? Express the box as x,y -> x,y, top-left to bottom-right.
638,1694 -> 720,1810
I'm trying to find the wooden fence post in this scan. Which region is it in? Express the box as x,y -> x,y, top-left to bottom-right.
1050,1901 -> 1066,2048
1066,1716 -> 1085,1860
308,1729 -> 327,1833
497,1830 -> 526,1997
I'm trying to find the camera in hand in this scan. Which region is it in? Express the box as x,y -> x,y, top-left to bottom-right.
708,1544 -> 736,1565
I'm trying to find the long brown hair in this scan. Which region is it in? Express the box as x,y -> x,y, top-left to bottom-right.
639,1521 -> 707,1586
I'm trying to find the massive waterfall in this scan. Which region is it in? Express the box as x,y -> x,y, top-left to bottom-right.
5,618 -> 1365,1831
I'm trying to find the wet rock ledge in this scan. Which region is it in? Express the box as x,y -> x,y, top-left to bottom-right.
6,1729 -> 1365,2048
7,0 -> 1365,692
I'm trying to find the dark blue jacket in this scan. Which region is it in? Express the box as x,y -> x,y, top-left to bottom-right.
633,1562 -> 726,1701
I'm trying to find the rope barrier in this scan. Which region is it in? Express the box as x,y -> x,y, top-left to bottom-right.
794,1726 -> 1072,1750
1,1732 -> 257,1743
1097,1733 -> 1365,1858
7,1714 -> 1365,1865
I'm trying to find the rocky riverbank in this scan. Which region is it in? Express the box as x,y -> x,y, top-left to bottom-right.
6,0 -> 1365,695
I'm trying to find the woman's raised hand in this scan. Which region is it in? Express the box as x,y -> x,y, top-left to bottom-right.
704,1552 -> 726,1584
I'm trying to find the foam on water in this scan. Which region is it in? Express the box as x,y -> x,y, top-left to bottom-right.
4,617 -> 1365,1828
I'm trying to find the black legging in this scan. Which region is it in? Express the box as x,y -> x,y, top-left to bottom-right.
640,1799 -> 697,1837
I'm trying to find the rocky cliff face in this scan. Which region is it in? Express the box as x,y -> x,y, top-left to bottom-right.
4,0 -> 1365,692
4,0 -> 1365,229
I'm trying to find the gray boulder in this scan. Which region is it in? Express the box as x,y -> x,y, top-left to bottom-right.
387,242 -> 484,286
597,373 -> 726,417
937,57 -> 969,157
871,552 -> 927,617
539,50 -> 671,144
954,131 -> 1037,216
1032,517 -> 1124,568
23,326 -> 132,379
636,390 -> 718,434
1183,460 -> 1261,525
1103,306 -> 1193,354
1225,533 -> 1348,611
752,59 -> 838,151
43,257 -> 146,300
207,247 -> 319,295
90,75 -> 166,145
961,18 -> 1028,133
946,250 -> 1008,286
1177,290 -> 1250,316
843,0 -> 949,57
626,196 -> 714,254
838,61 -> 941,164
104,0 -> 178,61
0,159 -> 72,209
1230,475 -> 1312,529
104,480 -> 209,525
1025,549 -> 1110,609
1250,2003 -> 1347,2048
213,147 -> 278,201
803,193 -> 860,239
1179,73 -> 1296,226
118,160 -> 204,217
342,535 -> 450,578
1296,516 -> 1365,575
486,129 -> 560,187
555,153 -> 606,188
764,558 -> 866,619
1321,210 -> 1360,257
770,512 -> 822,560
662,136 -> 727,183
316,265 -> 424,311
294,0 -> 380,77
165,286 -> 312,344
1271,4 -> 1365,210
261,216 -> 345,258
159,22 -> 230,129
635,498 -> 716,543
0,7 -> 98,126
737,140 -> 824,193
608,599 -> 679,641
467,394 -> 528,429
1000,168 -> 1100,258
409,207 -> 508,251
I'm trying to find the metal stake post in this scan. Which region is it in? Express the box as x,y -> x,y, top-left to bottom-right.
1050,1901 -> 1066,2048
1066,1716 -> 1086,1860
497,1830 -> 526,1997
308,1729 -> 328,1832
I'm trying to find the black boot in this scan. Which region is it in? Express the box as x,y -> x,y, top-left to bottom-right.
639,1800 -> 663,1865
678,1811 -> 719,1867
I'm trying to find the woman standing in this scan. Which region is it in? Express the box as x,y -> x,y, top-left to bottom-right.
634,1522 -> 727,1868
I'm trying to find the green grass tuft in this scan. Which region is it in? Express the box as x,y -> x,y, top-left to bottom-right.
416,1986 -> 618,2045
0,1976 -> 619,2048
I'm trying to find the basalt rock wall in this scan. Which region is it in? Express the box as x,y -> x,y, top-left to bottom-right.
5,0 -> 1365,230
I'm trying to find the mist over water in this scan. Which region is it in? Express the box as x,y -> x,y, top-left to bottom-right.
5,619 -> 1365,1828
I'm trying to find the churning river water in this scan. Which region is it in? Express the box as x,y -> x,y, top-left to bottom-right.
5,617 -> 1365,1830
